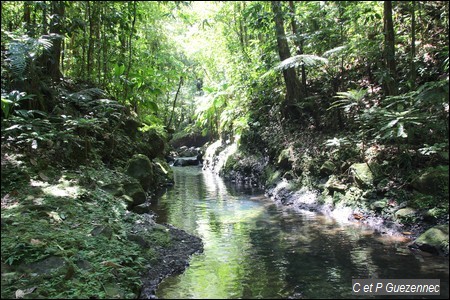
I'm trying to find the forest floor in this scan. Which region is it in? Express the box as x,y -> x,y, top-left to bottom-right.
0,83 -> 203,299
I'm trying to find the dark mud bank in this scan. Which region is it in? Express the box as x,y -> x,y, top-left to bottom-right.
139,224 -> 203,299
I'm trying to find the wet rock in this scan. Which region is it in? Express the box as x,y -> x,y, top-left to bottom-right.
127,234 -> 150,248
101,183 -> 124,196
132,203 -> 151,214
277,148 -> 293,171
423,207 -> 447,222
173,158 -> 200,167
139,225 -> 203,299
410,225 -> 449,256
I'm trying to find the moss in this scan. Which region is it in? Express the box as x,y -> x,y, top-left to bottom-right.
411,165 -> 449,197
0,165 -> 177,299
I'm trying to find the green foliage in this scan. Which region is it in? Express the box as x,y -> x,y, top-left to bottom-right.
2,31 -> 53,80
328,89 -> 367,114
1,90 -> 36,119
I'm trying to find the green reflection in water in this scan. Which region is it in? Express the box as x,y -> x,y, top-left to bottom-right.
151,167 -> 449,299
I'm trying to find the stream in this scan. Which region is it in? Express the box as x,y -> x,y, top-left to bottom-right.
150,166 -> 449,299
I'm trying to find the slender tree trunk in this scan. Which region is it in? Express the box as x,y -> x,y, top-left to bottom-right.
271,1 -> 302,118
383,1 -> 398,96
123,1 -> 137,103
23,1 -> 31,35
42,1 -> 47,35
288,0 -> 307,97
44,0 -> 64,82
410,0 -> 416,90
167,77 -> 184,130
87,1 -> 94,79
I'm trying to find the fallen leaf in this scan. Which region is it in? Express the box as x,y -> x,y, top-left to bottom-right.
30,158 -> 37,166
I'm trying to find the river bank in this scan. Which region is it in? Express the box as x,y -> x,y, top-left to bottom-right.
202,138 -> 449,257
1,83 -> 203,299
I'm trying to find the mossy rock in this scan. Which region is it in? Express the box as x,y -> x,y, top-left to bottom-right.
325,175 -> 347,193
423,207 -> 448,222
153,158 -> 174,186
349,163 -> 374,188
413,225 -> 449,256
394,207 -> 417,222
411,165 -> 449,197
122,182 -> 146,208
370,199 -> 388,212
319,160 -> 336,176
126,154 -> 154,191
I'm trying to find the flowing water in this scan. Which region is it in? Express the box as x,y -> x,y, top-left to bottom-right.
150,166 -> 449,299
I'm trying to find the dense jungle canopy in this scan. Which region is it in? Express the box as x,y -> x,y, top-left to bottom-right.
2,1 -> 447,145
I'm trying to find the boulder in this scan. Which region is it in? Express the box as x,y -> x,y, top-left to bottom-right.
122,182 -> 146,208
394,207 -> 417,222
154,158 -> 174,185
411,166 -> 449,197
411,225 -> 449,256
349,163 -> 374,188
126,154 -> 154,190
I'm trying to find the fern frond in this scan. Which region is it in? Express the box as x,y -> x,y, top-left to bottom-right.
275,54 -> 328,71
323,45 -> 347,57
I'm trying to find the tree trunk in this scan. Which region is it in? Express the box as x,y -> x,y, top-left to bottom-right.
383,1 -> 398,96
410,0 -> 416,90
288,0 -> 307,97
23,1 -> 32,35
42,0 -> 64,82
123,1 -> 137,103
271,1 -> 302,118
167,77 -> 184,130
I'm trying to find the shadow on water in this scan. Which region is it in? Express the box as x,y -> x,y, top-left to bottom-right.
149,166 -> 449,299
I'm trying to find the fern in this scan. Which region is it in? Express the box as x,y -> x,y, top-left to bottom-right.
3,32 -> 54,80
323,45 -> 347,57
275,54 -> 328,71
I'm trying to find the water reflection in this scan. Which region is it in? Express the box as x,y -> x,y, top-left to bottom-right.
150,167 -> 449,299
